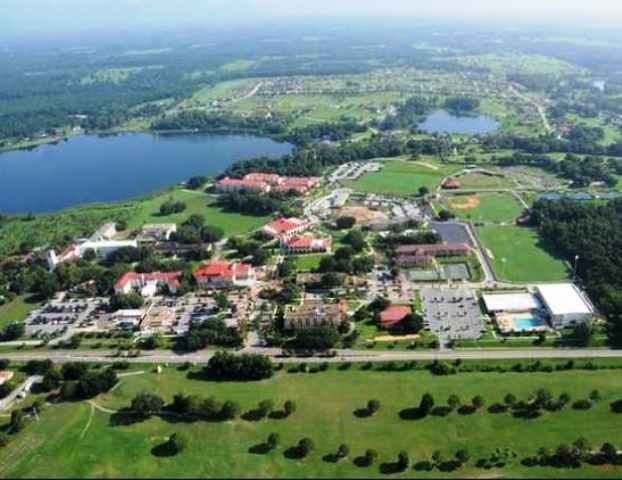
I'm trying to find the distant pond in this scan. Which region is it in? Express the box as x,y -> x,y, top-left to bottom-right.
0,132 -> 293,214
418,110 -> 499,135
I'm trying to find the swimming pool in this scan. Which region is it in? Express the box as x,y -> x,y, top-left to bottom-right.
513,317 -> 545,330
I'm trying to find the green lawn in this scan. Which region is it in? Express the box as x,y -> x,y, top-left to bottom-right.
2,364 -> 622,478
0,295 -> 40,329
343,158 -> 458,196
293,254 -> 327,272
0,188 -> 269,259
123,189 -> 270,237
477,226 -> 570,282
447,192 -> 524,223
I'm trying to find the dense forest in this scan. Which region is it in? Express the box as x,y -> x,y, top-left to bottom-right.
531,199 -> 622,343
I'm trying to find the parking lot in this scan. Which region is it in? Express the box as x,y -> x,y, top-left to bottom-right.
421,287 -> 484,346
25,296 -> 105,337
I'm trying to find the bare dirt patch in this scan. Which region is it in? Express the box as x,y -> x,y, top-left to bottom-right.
448,196 -> 481,210
336,206 -> 389,224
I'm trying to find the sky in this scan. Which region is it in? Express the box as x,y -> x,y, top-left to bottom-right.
2,0 -> 622,37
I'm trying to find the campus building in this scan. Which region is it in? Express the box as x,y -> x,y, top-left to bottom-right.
114,271 -> 183,297
536,283 -> 594,328
261,217 -> 308,239
280,235 -> 331,254
193,260 -> 256,289
379,305 -> 412,329
215,173 -> 320,196
136,223 -> 177,243
283,298 -> 347,330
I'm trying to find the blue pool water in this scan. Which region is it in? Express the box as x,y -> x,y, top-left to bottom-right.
513,317 -> 544,330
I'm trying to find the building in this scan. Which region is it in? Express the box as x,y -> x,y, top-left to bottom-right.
140,306 -> 176,332
111,309 -> 145,330
77,240 -> 138,259
136,223 -> 177,243
283,298 -> 347,330
536,283 -> 594,328
46,239 -> 138,271
214,177 -> 272,194
193,261 -> 256,289
261,217 -> 308,239
214,173 -> 320,196
395,254 -> 434,267
281,235 -> 331,254
396,243 -> 471,257
379,305 -> 412,329
442,177 -> 461,189
114,271 -> 183,297
0,370 -> 14,386
482,292 -> 541,313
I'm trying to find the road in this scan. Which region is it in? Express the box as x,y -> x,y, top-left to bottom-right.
0,375 -> 41,412
509,84 -> 552,134
0,348 -> 621,365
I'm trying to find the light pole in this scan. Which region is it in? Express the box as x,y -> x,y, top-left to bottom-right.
501,257 -> 507,280
573,255 -> 580,282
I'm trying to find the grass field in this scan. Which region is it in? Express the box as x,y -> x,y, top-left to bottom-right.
122,189 -> 270,237
343,158 -> 458,196
293,254 -> 327,272
477,226 -> 570,282
0,188 -> 269,258
446,192 -> 524,223
2,364 -> 622,478
0,296 -> 41,329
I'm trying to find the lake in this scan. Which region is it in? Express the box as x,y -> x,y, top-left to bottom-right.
0,132 -> 293,214
418,110 -> 499,134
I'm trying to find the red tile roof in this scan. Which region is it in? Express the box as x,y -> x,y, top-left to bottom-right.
380,305 -> 412,327
442,177 -> 461,189
194,261 -> 251,281
396,243 -> 470,255
114,271 -> 182,289
262,217 -> 307,238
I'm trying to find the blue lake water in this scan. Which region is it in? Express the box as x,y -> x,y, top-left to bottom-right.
418,110 -> 499,134
0,132 -> 293,213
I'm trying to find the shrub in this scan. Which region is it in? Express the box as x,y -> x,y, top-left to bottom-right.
168,432 -> 187,454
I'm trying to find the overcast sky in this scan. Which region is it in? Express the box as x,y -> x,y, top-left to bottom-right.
2,0 -> 622,37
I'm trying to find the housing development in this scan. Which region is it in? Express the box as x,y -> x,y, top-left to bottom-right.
1,4 -> 622,479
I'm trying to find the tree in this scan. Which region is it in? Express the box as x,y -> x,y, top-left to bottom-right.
397,450 -> 410,471
472,395 -> 485,410
131,393 -> 164,418
419,393 -> 435,416
40,368 -> 63,391
455,449 -> 470,465
9,410 -> 26,433
267,432 -> 280,450
418,186 -> 430,196
504,393 -> 517,407
220,400 -> 241,420
364,449 -> 378,466
201,225 -> 225,243
337,444 -> 350,459
0,431 -> 9,447
1,322 -> 25,342
589,389 -> 601,403
447,394 -> 461,411
257,399 -> 275,418
367,399 -> 380,415
297,437 -> 315,457
167,432 -> 187,454
283,400 -> 296,417
336,216 -> 356,230
187,176 -> 208,190
437,209 -> 455,222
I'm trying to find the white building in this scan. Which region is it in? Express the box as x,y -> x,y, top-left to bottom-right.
77,240 -> 138,259
482,292 -> 540,313
536,283 -> 594,328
